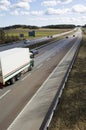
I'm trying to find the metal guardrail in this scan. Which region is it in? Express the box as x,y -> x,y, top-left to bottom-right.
40,34 -> 82,130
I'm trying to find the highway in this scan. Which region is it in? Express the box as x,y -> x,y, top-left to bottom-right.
0,29 -> 81,130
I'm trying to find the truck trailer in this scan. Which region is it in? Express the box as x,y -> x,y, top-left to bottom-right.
0,48 -> 34,85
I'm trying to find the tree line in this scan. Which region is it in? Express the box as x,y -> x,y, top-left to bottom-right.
2,25 -> 39,30
1,24 -> 77,30
42,24 -> 76,29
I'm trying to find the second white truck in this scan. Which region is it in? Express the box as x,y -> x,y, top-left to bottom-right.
0,48 -> 34,85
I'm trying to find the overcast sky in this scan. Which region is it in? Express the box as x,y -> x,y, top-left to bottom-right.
0,0 -> 86,27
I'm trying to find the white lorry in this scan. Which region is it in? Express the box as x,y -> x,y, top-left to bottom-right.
0,48 -> 34,85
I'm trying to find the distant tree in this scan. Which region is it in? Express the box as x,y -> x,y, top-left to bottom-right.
83,24 -> 86,27
42,24 -> 76,29
3,24 -> 39,30
0,29 -> 5,41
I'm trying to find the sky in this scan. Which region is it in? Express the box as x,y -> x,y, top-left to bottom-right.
0,0 -> 86,27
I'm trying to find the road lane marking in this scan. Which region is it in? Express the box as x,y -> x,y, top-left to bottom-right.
22,73 -> 31,81
0,90 -> 11,100
37,64 -> 43,69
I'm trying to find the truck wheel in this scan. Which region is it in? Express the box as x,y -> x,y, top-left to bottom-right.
10,77 -> 15,84
32,62 -> 34,67
16,73 -> 21,81
28,66 -> 32,71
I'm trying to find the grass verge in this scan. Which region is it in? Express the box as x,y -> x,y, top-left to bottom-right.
49,32 -> 86,130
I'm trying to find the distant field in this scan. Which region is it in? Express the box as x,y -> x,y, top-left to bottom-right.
49,29 -> 86,130
4,28 -> 71,40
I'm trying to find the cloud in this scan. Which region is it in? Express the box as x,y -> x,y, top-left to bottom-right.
30,11 -> 43,16
10,10 -> 20,15
45,3 -> 86,15
20,11 -> 30,15
13,2 -> 30,10
10,10 -> 30,16
45,8 -> 71,15
10,10 -> 43,16
42,0 -> 57,7
81,16 -> 86,23
0,0 -> 11,6
48,16 -> 83,25
0,0 -> 11,11
57,0 -> 72,4
82,16 -> 86,20
42,0 -> 72,7
19,0 -> 35,2
72,4 -> 86,13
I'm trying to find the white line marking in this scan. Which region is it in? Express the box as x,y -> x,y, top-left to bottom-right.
37,64 -> 43,69
0,90 -> 11,100
22,73 -> 31,81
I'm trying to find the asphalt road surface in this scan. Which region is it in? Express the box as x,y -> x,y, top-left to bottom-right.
0,29 -> 80,130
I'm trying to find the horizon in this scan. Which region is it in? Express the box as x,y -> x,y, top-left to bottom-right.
0,24 -> 83,29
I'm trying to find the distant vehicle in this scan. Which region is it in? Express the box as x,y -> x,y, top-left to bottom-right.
0,48 -> 34,85
30,49 -> 39,56
73,35 -> 75,37
24,39 -> 31,44
50,36 -> 53,38
66,36 -> 68,38
47,36 -> 53,38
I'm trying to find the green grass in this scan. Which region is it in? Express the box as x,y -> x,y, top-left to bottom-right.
4,28 -> 71,40
49,30 -> 86,130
